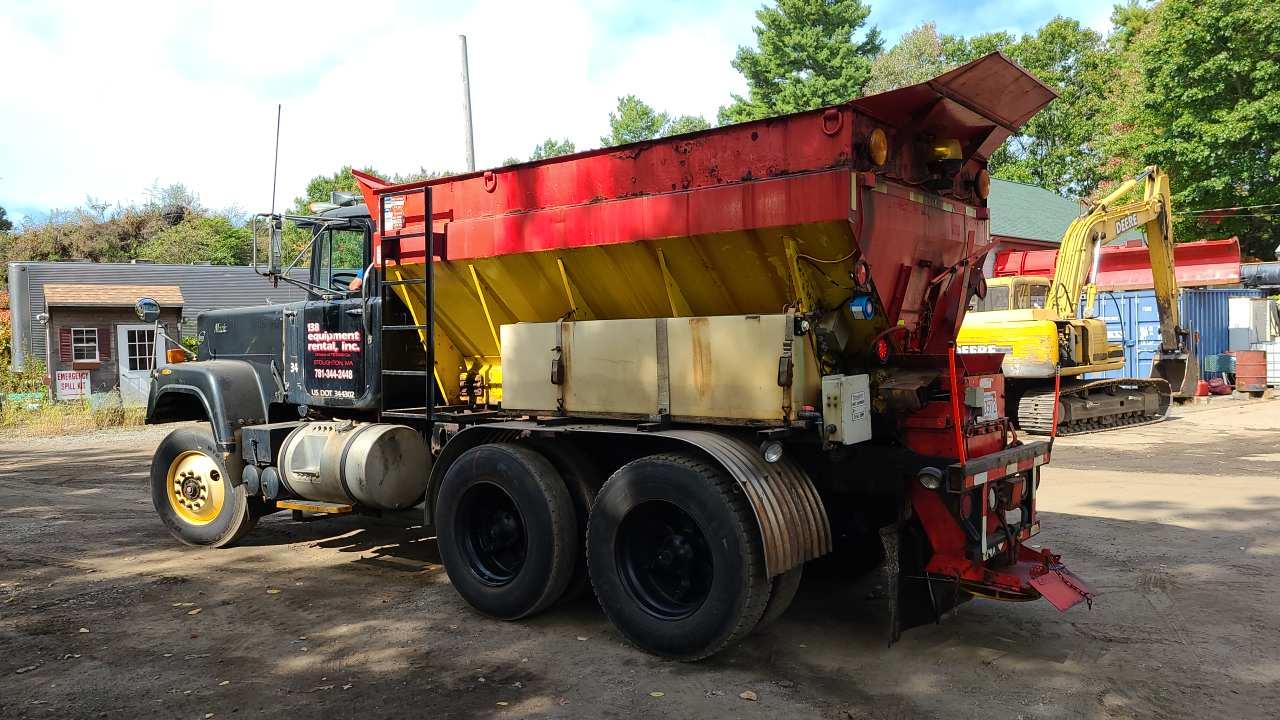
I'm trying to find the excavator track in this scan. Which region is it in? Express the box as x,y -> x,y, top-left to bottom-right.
1016,378 -> 1173,436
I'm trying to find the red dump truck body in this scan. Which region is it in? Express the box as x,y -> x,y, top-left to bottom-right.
356,53 -> 1054,357
994,237 -> 1243,290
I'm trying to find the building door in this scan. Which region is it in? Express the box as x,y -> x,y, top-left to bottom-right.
117,324 -> 161,406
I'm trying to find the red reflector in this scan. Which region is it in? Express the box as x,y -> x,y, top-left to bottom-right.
875,338 -> 891,363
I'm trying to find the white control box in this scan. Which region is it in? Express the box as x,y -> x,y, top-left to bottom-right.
821,374 -> 872,445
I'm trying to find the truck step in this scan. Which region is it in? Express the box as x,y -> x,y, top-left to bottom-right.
275,499 -> 353,516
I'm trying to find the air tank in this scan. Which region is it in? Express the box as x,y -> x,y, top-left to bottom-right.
277,421 -> 427,510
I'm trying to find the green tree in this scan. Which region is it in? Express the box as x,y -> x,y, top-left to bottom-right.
940,31 -> 1014,65
663,115 -> 711,136
719,0 -> 882,124
0,206 -> 12,233
136,215 -> 251,265
945,19 -> 1108,198
1094,1 -> 1159,186
602,96 -> 670,146
1126,0 -> 1280,258
600,98 -> 712,147
530,138 -> 577,160
291,165 -> 376,215
864,22 -> 947,95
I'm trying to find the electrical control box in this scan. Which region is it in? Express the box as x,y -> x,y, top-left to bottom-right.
821,374 -> 872,445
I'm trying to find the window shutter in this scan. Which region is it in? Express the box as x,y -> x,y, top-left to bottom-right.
59,327 -> 72,363
98,326 -> 111,361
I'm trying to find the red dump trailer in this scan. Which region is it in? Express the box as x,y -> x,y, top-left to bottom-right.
144,53 -> 1091,660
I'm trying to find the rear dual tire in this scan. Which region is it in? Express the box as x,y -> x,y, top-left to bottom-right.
434,443 -> 578,620
436,443 -> 791,659
586,453 -> 771,660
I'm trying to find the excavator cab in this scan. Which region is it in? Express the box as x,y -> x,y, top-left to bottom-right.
970,277 -> 1049,312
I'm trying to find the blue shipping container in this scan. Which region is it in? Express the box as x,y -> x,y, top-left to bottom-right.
1085,288 -> 1263,380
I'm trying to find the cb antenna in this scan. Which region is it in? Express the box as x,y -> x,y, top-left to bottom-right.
270,103 -> 282,215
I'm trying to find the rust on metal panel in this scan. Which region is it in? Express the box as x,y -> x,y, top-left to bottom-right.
687,317 -> 712,401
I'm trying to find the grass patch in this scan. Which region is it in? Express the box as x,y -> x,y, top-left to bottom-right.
0,390 -> 147,438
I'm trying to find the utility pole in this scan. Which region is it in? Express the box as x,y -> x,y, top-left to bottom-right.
459,35 -> 476,172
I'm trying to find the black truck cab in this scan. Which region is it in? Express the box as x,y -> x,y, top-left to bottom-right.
146,205 -> 425,448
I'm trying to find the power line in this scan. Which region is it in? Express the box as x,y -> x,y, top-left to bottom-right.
1183,202 -> 1280,214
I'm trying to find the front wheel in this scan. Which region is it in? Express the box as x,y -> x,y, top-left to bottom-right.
151,428 -> 256,547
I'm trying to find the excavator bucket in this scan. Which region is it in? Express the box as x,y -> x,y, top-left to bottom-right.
1152,352 -> 1201,398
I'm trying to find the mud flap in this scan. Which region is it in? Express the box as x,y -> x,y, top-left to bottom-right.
880,520 -> 971,645
1029,563 -> 1095,611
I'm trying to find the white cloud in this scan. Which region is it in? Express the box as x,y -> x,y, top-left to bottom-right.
0,0 -> 754,217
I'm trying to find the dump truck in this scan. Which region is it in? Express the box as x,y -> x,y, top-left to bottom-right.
140,53 -> 1091,660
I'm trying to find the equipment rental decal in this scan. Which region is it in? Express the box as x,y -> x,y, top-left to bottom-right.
303,305 -> 365,400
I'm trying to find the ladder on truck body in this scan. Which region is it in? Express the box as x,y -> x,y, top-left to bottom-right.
376,186 -> 438,427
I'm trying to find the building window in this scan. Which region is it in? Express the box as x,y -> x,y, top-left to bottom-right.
126,328 -> 156,371
71,328 -> 99,362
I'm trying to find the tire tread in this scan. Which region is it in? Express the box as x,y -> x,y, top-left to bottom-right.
589,451 -> 770,661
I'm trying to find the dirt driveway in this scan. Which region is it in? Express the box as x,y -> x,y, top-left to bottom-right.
2,400 -> 1278,719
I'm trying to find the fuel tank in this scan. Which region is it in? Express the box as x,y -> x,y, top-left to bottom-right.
277,421 -> 427,510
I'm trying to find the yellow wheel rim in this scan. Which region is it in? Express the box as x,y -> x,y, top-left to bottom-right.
166,450 -> 226,526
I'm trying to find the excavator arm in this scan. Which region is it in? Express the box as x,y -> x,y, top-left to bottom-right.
1047,166 -> 1195,395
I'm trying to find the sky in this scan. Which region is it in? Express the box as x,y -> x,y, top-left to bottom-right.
0,0 -> 1122,224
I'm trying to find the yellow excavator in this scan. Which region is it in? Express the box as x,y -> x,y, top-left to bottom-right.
958,166 -> 1196,435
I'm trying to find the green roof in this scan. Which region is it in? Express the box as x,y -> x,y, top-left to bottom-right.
987,178 -> 1083,244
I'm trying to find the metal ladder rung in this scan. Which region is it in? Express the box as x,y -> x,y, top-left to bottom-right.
378,186 -> 435,426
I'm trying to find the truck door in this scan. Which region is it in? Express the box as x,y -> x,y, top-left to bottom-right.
299,225 -> 376,407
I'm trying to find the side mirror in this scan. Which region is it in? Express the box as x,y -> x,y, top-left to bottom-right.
268,218 -> 283,276
134,296 -> 161,323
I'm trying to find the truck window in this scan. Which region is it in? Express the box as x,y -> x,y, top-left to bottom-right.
1029,284 -> 1048,309
317,228 -> 367,292
971,285 -> 1010,312
1012,283 -> 1031,310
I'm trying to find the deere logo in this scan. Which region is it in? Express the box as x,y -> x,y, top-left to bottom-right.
957,344 -> 1013,355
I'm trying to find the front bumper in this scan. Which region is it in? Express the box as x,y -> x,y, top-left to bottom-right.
948,439 -> 1051,491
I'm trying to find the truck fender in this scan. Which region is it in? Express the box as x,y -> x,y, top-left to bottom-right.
147,359 -> 272,452
427,422 -> 832,577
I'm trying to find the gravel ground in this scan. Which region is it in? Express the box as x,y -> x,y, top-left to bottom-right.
1,400 -> 1278,719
